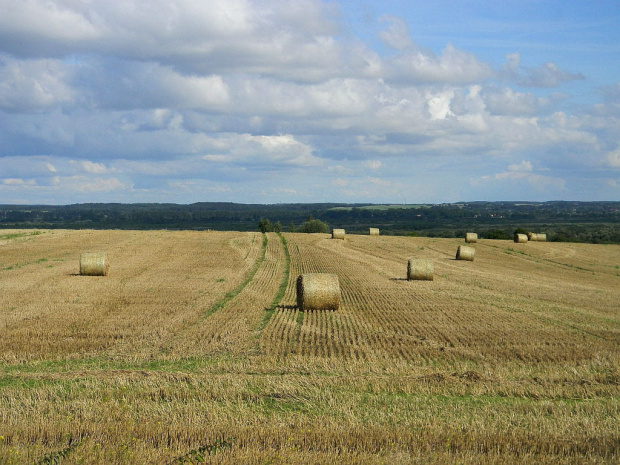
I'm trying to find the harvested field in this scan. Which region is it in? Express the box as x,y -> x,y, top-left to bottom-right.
0,229 -> 618,464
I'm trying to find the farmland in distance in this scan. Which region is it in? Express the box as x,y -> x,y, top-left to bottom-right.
0,229 -> 618,464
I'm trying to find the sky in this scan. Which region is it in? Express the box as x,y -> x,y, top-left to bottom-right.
1,0 -> 619,205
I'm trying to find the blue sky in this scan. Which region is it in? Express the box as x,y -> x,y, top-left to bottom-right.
1,0 -> 619,205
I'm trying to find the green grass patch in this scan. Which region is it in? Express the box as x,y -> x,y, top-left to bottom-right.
2,258 -> 50,271
0,231 -> 42,241
0,377 -> 57,389
555,262 -> 593,272
259,395 -> 311,414
201,233 -> 268,320
0,354 -> 247,378
256,233 -> 290,333
504,247 -> 527,256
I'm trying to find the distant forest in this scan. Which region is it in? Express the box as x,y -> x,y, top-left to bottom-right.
1,201 -> 620,244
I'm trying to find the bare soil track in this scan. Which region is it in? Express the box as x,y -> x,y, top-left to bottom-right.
0,230 -> 618,464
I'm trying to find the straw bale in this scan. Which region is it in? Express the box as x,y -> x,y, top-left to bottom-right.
79,252 -> 109,276
407,259 -> 434,281
465,232 -> 478,243
514,233 -> 528,243
456,245 -> 475,261
528,232 -> 547,242
296,273 -> 340,311
369,228 -> 380,236
332,229 -> 346,240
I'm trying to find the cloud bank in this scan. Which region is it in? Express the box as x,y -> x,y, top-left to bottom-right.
0,0 -> 618,204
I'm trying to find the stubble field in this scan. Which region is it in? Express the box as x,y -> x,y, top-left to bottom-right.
0,229 -> 618,464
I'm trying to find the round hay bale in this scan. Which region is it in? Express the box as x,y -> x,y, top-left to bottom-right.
369,228 -> 380,236
456,245 -> 475,261
407,259 -> 434,281
332,229 -> 345,240
465,232 -> 478,243
528,232 -> 547,242
296,273 -> 340,311
514,233 -> 528,243
79,252 -> 109,276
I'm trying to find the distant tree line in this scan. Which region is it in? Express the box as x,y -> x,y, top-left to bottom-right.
259,215 -> 329,234
258,218 -> 281,233
1,201 -> 618,244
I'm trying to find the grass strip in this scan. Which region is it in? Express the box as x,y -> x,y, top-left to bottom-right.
256,233 -> 290,333
201,233 -> 268,320
2,258 -> 49,271
0,231 -> 42,241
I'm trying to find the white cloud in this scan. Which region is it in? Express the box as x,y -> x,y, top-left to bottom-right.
2,178 -> 36,186
0,0 -> 344,82
80,61 -> 230,111
606,147 -> 620,168
52,176 -> 128,193
520,62 -> 584,88
451,85 -> 485,115
81,177 -> 127,192
334,175 -> 404,200
0,1 -> 616,203
208,185 -> 233,193
494,170 -> 566,191
483,160 -> 566,193
363,160 -> 383,170
269,187 -> 299,196
153,70 -> 230,109
378,15 -> 412,51
200,134 -> 323,168
508,160 -> 533,172
501,52 -> 584,88
426,89 -> 455,120
166,180 -> 233,194
81,161 -> 108,174
0,55 -> 74,112
484,87 -> 541,116
367,176 -> 391,186
0,0 -> 102,45
386,43 -> 493,85
375,16 -> 494,85
327,165 -> 352,175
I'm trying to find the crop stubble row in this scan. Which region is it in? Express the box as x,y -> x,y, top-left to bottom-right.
0,230 -> 264,362
170,232 -> 286,357
260,233 -> 619,367
2,230 -> 617,367
1,230 -> 618,464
